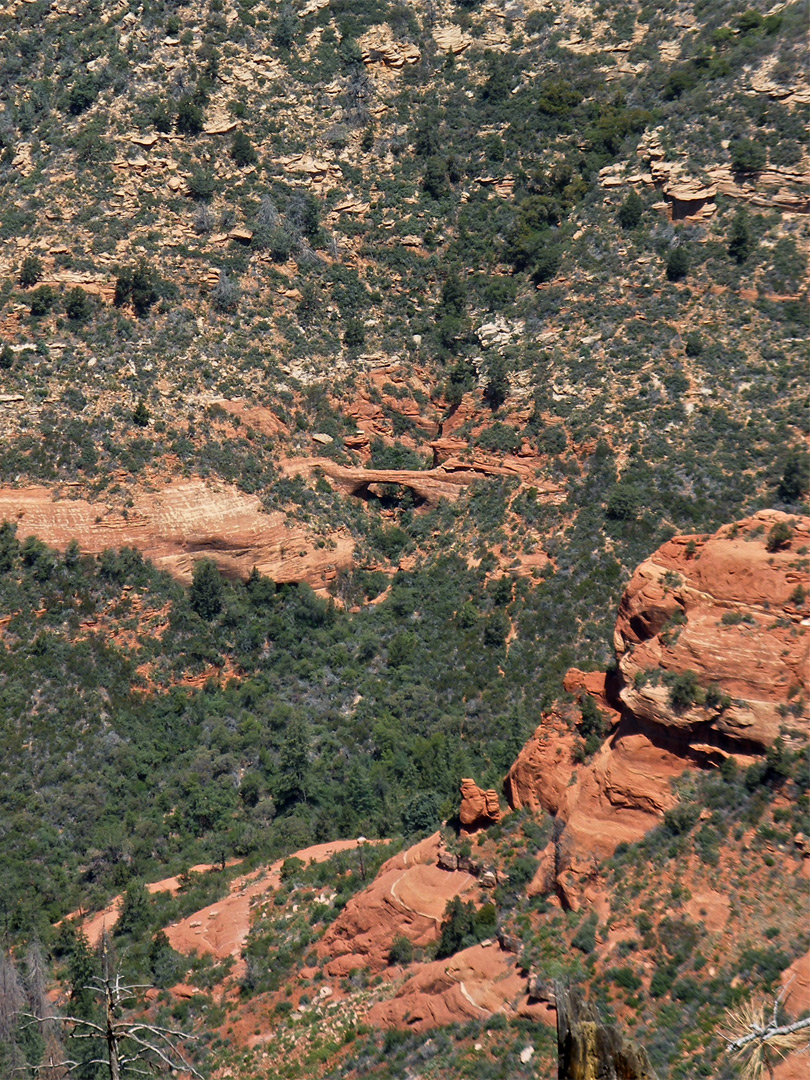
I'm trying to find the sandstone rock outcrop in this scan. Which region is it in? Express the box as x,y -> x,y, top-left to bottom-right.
614,511 -> 810,753
358,25 -> 420,68
368,941 -> 550,1031
506,708 -> 684,906
0,479 -> 354,592
459,779 -> 502,829
317,833 -> 479,976
507,513 -> 809,905
282,456 -> 564,509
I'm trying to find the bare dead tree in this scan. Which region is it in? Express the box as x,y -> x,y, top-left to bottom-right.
23,943 -> 51,1020
0,952 -> 26,1074
0,952 -> 24,1042
723,984 -> 810,1080
20,947 -> 204,1080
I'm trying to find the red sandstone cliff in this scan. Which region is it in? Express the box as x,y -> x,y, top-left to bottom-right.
614,510 -> 809,752
506,512 -> 810,905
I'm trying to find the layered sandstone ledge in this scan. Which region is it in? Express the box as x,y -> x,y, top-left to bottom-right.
0,479 -> 354,592
506,511 -> 809,904
614,510 -> 809,752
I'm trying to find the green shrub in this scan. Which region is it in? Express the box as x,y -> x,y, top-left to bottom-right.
777,451 -> 809,503
66,76 -> 98,115
280,856 -> 305,882
618,190 -> 643,230
211,272 -> 241,313
606,483 -> 641,520
132,400 -> 150,428
189,559 -> 224,620
650,964 -> 674,998
388,935 -> 414,966
667,670 -> 700,712
728,208 -> 755,264
665,246 -> 689,282
684,332 -> 703,357
116,880 -> 152,938
64,288 -> 94,322
477,423 -> 521,453
423,156 -> 448,199
436,896 -> 494,959
572,912 -> 598,954
765,521 -> 792,552
18,255 -> 42,287
532,244 -> 562,283
114,260 -> 161,316
609,965 -> 642,991
230,130 -> 257,166
343,319 -> 366,349
187,169 -> 216,201
483,357 -> 510,410
176,96 -> 204,135
507,855 -> 538,889
273,5 -> 297,50
663,803 -> 700,836
730,138 -> 766,174
29,285 -> 56,316
74,123 -> 113,163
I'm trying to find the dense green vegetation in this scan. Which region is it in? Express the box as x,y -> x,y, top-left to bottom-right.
0,522 -> 584,943
0,0 -> 807,1076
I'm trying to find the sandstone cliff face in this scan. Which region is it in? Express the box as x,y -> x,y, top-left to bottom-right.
506,706 -> 684,907
506,513 -> 809,905
614,511 -> 809,753
0,479 -> 354,592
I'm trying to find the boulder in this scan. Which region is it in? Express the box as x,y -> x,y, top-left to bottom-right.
459,779 -> 502,828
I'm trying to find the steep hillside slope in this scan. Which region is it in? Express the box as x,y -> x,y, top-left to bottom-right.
27,515 -> 807,1080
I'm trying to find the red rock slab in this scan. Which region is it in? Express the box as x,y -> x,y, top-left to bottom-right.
319,833 -> 479,976
563,669 -> 620,718
505,712 -> 579,816
552,722 -> 684,902
0,479 -> 354,593
63,862 -> 239,946
212,399 -> 287,438
164,840 -> 374,966
773,954 -> 810,1080
368,942 -> 541,1031
74,897 -> 122,949
781,949 -> 810,1020
683,891 -> 731,933
507,709 -> 685,907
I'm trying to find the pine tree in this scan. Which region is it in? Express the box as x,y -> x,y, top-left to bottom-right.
132,399 -> 150,427
116,881 -> 151,939
728,208 -> 755,263
618,189 -> 643,229
189,558 -> 224,620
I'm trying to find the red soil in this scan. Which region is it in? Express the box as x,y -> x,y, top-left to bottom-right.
164,840 -> 376,977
